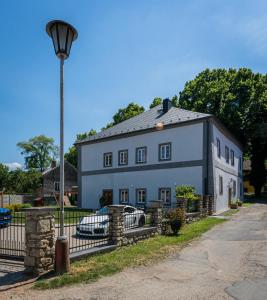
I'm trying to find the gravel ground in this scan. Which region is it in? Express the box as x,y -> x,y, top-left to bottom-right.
1,203 -> 267,300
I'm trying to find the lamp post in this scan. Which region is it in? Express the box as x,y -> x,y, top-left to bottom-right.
46,20 -> 78,274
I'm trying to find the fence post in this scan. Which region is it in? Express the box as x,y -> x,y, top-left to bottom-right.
196,196 -> 203,216
176,197 -> 187,213
149,200 -> 163,234
108,205 -> 125,246
208,196 -> 215,215
24,207 -> 55,275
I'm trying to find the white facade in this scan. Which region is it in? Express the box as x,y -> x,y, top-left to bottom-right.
78,117 -> 243,213
211,124 -> 243,213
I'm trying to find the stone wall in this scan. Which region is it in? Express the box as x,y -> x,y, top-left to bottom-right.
108,205 -> 161,247
24,208 -> 55,275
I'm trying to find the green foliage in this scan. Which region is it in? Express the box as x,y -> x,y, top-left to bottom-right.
149,97 -> 162,109
167,208 -> 185,235
65,129 -> 96,168
6,203 -> 32,212
5,169 -> 42,194
34,217 -> 225,289
178,68 -> 267,195
175,185 -> 198,200
0,163 -> 9,190
112,102 -> 145,125
17,135 -> 58,172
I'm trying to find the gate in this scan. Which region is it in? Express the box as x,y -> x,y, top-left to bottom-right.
55,208 -> 110,255
0,211 -> 25,260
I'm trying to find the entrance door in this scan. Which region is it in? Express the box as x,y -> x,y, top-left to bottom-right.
228,188 -> 232,207
102,190 -> 113,206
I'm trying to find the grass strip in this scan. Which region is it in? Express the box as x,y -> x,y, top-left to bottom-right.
34,217 -> 225,290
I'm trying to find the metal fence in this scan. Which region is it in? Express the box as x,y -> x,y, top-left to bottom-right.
0,211 -> 25,259
124,206 -> 152,232
56,208 -> 110,254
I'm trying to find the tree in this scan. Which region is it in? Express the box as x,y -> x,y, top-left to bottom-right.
5,169 -> 42,194
112,102 -> 145,125
149,97 -> 162,109
179,68 -> 267,196
17,135 -> 58,172
65,129 -> 97,167
0,163 -> 9,190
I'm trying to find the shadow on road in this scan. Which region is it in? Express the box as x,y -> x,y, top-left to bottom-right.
0,259 -> 34,291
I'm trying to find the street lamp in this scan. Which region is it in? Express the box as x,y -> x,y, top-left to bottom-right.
46,20 -> 78,274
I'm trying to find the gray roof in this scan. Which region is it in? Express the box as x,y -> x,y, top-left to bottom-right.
76,104 -> 211,144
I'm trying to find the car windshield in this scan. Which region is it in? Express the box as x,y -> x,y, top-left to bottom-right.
96,207 -> 108,215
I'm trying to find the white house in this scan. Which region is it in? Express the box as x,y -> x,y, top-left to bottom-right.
76,99 -> 243,213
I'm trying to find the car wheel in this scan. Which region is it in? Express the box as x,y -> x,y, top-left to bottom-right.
138,215 -> 145,227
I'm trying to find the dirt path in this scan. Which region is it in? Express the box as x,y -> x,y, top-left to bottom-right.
2,203 -> 267,300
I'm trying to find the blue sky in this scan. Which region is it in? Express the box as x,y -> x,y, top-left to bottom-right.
1,0 -> 267,168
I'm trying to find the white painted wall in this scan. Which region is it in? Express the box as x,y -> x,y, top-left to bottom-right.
81,167 -> 203,209
212,123 -> 243,212
81,123 -> 203,172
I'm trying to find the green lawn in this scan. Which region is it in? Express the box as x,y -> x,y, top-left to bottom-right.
11,208 -> 92,224
34,217 -> 226,289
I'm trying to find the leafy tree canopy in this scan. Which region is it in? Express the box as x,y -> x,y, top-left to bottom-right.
178,68 -> 267,196
149,97 -> 162,109
0,164 -> 42,194
0,163 -> 9,191
112,102 -> 145,125
17,135 -> 58,172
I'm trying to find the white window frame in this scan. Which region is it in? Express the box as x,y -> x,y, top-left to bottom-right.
136,147 -> 147,164
159,188 -> 171,206
159,143 -> 171,161
119,189 -> 129,204
136,189 -> 146,204
118,150 -> 128,166
104,152 -> 112,167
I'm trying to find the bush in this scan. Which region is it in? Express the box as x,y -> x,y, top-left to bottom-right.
5,203 -> 32,212
176,185 -> 196,197
230,202 -> 238,209
237,200 -> 243,207
167,208 -> 185,235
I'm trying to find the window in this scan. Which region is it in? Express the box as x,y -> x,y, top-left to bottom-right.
54,181 -> 60,192
136,147 -> 147,164
239,157 -> 242,171
225,146 -> 229,164
119,189 -> 129,204
219,176 -> 223,195
118,150 -> 128,166
230,150 -> 235,166
216,138 -> 221,158
104,152 -> 112,167
233,180 -> 236,197
159,143 -> 171,161
159,188 -> 171,206
136,189 -> 146,204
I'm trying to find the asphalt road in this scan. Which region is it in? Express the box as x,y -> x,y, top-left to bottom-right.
2,203 -> 267,299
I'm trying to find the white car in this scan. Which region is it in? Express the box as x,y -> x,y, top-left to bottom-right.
76,205 -> 146,237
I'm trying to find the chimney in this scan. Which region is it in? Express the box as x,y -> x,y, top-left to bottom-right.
162,98 -> 172,113
51,160 -> 57,169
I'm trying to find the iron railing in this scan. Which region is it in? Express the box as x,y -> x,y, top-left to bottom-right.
55,208 -> 110,254
123,207 -> 152,232
0,211 -> 25,259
